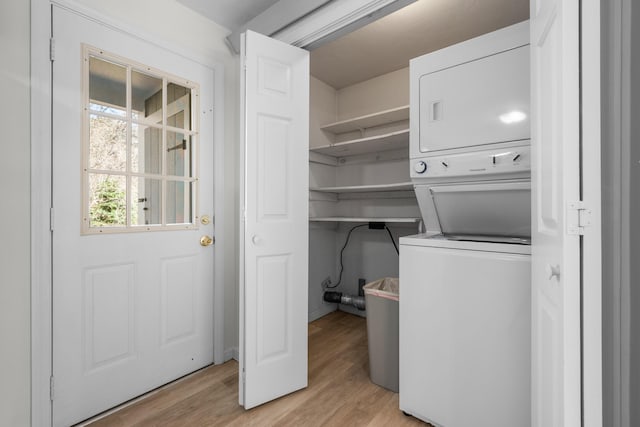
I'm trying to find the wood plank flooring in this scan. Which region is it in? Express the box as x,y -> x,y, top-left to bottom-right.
83,311 -> 429,426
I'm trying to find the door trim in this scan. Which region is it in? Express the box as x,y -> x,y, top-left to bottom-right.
30,2 -> 53,425
581,1 -> 603,426
30,1 -> 226,424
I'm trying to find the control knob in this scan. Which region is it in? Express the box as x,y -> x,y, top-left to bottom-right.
414,161 -> 427,174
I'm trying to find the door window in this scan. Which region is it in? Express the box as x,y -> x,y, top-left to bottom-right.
82,45 -> 199,233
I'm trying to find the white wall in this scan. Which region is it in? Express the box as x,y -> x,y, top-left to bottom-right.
74,0 -> 241,354
77,0 -> 230,58
309,76 -> 336,149
336,67 -> 409,120
0,1 -> 31,425
308,77 -> 339,321
310,67 -> 409,132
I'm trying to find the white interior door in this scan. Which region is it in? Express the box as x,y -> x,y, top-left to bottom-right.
52,7 -> 215,426
530,1 -> 581,426
239,30 -> 309,409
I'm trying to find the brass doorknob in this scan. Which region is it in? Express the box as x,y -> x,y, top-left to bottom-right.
200,235 -> 214,246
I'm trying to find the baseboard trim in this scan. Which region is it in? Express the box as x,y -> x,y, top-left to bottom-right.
224,347 -> 239,362
308,305 -> 338,323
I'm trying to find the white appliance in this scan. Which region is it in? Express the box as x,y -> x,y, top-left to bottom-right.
399,149 -> 532,427
399,21 -> 532,427
411,142 -> 531,237
409,21 -> 530,160
400,235 -> 530,427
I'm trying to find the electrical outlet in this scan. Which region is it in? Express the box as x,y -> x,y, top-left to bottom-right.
358,278 -> 366,296
320,276 -> 332,289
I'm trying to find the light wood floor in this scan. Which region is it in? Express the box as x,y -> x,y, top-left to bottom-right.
84,310 -> 429,426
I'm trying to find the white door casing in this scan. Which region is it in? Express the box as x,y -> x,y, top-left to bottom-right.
530,1 -> 581,426
239,30 -> 309,409
580,2 -> 603,426
52,7 -> 215,426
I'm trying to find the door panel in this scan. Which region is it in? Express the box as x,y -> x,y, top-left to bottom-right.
256,255 -> 292,362
161,256 -> 197,344
52,7 -> 215,426
530,0 -> 581,425
258,116 -> 292,218
83,264 -> 136,371
240,30 -> 309,409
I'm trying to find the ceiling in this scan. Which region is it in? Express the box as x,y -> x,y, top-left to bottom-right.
311,0 -> 529,89
176,0 -> 529,89
177,0 -> 279,32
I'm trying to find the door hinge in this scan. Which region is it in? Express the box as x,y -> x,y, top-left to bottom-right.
50,376 -> 55,401
49,37 -> 55,62
567,201 -> 591,235
242,56 -> 247,70
50,207 -> 55,232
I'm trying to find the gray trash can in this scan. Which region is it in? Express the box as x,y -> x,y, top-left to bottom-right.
363,277 -> 399,392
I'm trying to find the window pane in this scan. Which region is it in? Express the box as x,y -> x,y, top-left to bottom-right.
89,174 -> 127,228
131,123 -> 162,174
83,49 -> 200,233
89,56 -> 126,114
166,131 -> 192,177
132,70 -> 163,124
89,114 -> 127,171
90,102 -> 126,118
167,83 -> 192,130
131,176 -> 162,226
166,180 -> 193,225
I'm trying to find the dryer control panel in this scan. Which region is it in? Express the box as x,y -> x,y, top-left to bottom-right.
410,143 -> 530,180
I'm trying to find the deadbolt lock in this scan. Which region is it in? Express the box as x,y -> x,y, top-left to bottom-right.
201,215 -> 211,225
200,235 -> 214,246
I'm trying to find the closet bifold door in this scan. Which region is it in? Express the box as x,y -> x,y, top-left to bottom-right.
239,30 -> 310,409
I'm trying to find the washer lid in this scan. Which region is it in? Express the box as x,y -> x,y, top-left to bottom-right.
445,234 -> 531,245
415,180 -> 531,238
400,233 -> 532,254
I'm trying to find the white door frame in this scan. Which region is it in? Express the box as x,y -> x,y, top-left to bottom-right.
581,1 -> 603,425
277,2 -> 603,424
30,1 -> 226,425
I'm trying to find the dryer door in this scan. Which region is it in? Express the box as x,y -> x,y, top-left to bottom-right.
419,45 -> 530,153
415,180 -> 531,238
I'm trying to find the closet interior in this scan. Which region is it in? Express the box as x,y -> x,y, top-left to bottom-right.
307,67 -> 420,321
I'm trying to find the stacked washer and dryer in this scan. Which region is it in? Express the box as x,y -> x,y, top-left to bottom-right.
399,22 -> 532,427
